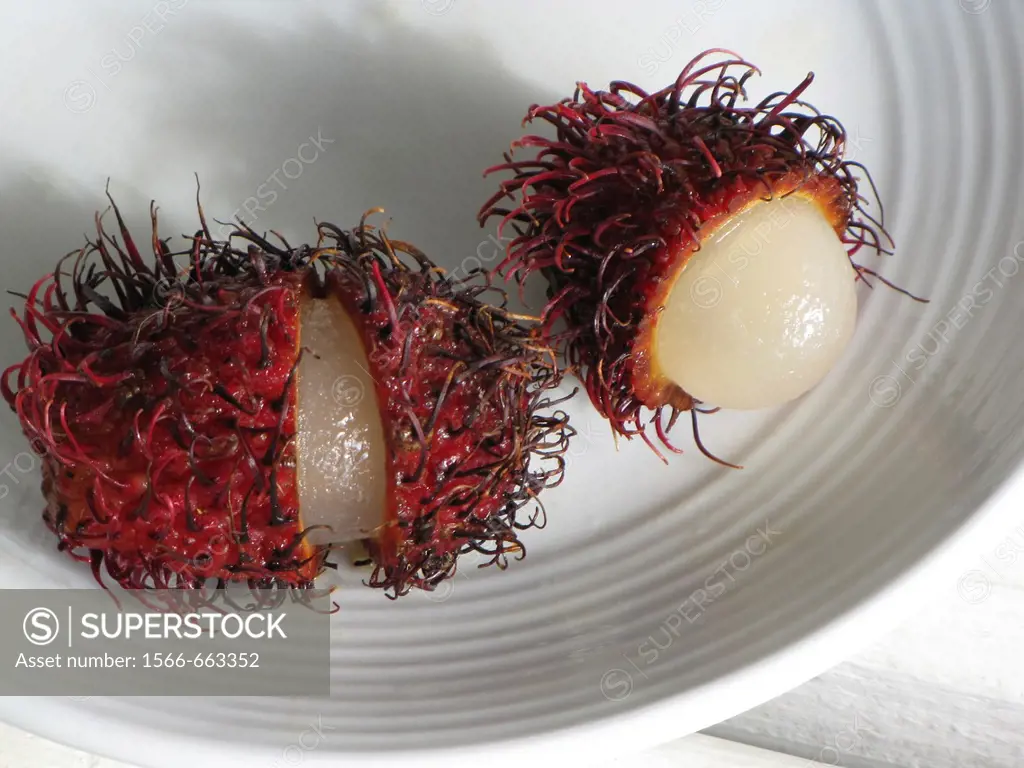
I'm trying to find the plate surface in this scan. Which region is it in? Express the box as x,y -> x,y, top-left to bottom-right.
1,1 -> 1023,766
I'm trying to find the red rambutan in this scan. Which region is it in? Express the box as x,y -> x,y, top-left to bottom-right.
478,49 -> 925,463
3,190 -> 572,598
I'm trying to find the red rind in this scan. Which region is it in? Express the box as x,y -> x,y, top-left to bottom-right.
3,219 -> 314,591
322,227 -> 572,596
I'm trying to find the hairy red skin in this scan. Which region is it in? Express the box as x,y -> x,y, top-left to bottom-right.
3,196 -> 572,599
3,219 -> 314,590
327,237 -> 569,598
323,228 -> 570,596
478,49 -> 924,461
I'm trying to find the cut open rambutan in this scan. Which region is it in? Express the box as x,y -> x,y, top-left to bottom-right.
2,191 -> 572,598
478,49 -> 925,462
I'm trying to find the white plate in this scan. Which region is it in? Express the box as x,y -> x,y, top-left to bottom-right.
1,1 -> 1023,766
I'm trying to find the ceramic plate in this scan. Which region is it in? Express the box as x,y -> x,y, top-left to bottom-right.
1,1 -> 1023,766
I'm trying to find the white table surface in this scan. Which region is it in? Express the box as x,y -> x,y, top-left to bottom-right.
4,517 -> 1022,768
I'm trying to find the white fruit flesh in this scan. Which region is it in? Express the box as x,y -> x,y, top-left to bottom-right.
296,294 -> 386,545
655,196 -> 857,411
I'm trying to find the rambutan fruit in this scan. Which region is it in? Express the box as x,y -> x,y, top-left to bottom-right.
2,191 -> 572,598
478,49 -> 924,462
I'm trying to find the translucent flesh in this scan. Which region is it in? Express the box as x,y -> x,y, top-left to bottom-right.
656,196 -> 858,411
296,294 -> 387,545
